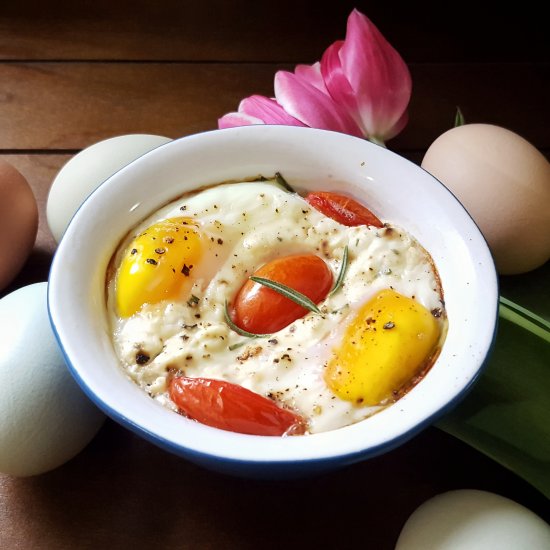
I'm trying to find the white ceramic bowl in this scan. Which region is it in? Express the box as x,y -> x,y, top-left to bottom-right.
48,126 -> 498,478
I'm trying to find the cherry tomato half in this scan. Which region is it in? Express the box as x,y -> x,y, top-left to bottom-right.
305,191 -> 383,227
232,254 -> 333,334
169,376 -> 306,436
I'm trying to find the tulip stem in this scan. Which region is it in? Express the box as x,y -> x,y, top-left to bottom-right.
499,296 -> 550,344
367,136 -> 386,148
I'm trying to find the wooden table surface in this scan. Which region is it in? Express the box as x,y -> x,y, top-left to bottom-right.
1,2 -> 549,548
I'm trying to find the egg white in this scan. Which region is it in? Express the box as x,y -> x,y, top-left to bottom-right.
107,180 -> 444,434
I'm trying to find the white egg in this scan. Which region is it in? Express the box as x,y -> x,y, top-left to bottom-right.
421,124 -> 550,275
395,489 -> 550,550
47,134 -> 172,242
0,283 -> 105,476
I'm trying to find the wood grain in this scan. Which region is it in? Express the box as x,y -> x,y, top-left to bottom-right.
0,1 -> 548,63
1,5 -> 549,550
1,63 -> 548,151
1,421 -> 548,550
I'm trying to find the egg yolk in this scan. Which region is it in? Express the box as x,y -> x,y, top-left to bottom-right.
115,217 -> 202,317
325,289 -> 441,405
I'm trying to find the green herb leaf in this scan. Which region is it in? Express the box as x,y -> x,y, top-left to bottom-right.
274,172 -> 296,193
330,304 -> 349,315
329,245 -> 349,296
228,341 -> 248,351
223,300 -> 271,338
250,277 -> 321,314
454,106 -> 465,127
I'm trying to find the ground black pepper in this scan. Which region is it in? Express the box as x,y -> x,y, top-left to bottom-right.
135,352 -> 150,365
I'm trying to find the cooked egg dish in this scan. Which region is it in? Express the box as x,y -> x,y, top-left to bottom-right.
106,178 -> 446,435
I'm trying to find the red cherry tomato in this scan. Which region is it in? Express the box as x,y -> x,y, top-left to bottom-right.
233,254 -> 333,334
305,191 -> 383,227
169,376 -> 306,436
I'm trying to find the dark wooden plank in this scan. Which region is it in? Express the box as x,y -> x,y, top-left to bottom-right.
0,5 -> 548,550
0,62 -> 279,149
0,1 -> 548,63
2,151 -> 549,546
392,63 -> 550,152
1,421 -> 548,550
1,62 -> 548,151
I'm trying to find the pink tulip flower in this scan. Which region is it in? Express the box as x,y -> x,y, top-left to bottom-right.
273,63 -> 364,138
218,9 -> 412,145
320,9 -> 411,144
218,95 -> 305,129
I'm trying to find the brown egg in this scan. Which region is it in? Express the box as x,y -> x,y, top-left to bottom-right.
422,124 -> 550,275
0,160 -> 38,290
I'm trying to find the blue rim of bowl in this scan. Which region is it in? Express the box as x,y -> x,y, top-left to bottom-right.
46,125 -> 500,475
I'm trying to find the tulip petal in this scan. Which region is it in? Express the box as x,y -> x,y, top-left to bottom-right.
218,9 -> 411,143
218,95 -> 306,129
384,110 -> 409,142
338,9 -> 412,140
320,40 -> 366,134
274,70 -> 363,137
294,62 -> 327,93
239,95 -> 305,126
218,112 -> 264,129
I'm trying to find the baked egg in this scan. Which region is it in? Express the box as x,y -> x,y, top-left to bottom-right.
106,178 -> 446,435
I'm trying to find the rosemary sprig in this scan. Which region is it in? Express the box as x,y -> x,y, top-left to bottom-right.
274,172 -> 296,193
250,277 -> 321,314
499,296 -> 550,344
329,245 -> 349,296
223,300 -> 272,338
